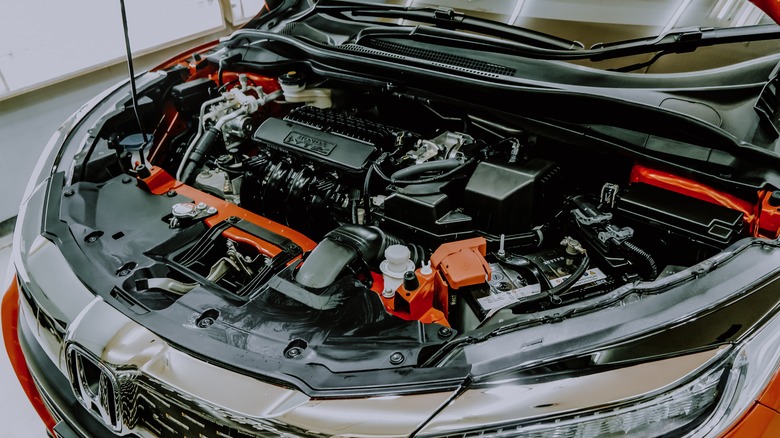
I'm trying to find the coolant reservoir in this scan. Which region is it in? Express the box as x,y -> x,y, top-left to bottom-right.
278,71 -> 332,108
380,245 -> 415,296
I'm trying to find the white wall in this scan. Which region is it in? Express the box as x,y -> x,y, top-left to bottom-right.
0,0 -> 228,98
0,31 -> 231,222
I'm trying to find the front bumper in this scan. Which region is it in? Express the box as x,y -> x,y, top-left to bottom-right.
4,272 -> 457,438
8,270 -> 780,438
2,278 -> 105,437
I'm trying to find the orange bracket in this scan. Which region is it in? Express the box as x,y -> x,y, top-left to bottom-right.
136,166 -> 316,259
379,269 -> 450,327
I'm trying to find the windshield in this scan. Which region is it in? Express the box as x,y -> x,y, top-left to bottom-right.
334,0 -> 780,72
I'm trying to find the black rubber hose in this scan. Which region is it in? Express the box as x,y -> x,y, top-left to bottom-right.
350,189 -> 361,225
507,254 -> 590,311
622,240 -> 658,280
373,157 -> 476,185
362,165 -> 374,224
180,127 -> 221,184
545,254 -> 590,304
217,53 -> 243,86
390,159 -> 462,181
497,254 -> 552,290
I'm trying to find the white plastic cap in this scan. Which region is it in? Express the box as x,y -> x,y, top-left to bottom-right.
384,245 -> 411,274
279,81 -> 305,94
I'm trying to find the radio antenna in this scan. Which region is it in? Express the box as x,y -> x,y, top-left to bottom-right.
119,0 -> 148,168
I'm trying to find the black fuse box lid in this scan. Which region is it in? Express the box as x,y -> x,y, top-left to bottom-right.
616,183 -> 745,249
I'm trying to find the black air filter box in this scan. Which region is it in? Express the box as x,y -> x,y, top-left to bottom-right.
382,191 -> 473,240
616,183 -> 745,249
464,159 -> 559,235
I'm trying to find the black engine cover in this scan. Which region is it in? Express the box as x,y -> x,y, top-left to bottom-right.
252,117 -> 377,172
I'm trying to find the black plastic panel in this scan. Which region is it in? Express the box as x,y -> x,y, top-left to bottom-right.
171,78 -> 214,114
617,183 -> 745,250
464,159 -> 558,235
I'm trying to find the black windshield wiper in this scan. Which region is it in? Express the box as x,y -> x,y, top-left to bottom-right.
349,22 -> 780,62
315,0 -> 582,51
589,24 -> 780,60
311,2 -> 780,63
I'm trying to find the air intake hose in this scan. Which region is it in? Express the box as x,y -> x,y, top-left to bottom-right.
295,225 -> 424,289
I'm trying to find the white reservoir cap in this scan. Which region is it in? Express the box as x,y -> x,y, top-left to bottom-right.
383,245 -> 412,276
380,245 -> 416,293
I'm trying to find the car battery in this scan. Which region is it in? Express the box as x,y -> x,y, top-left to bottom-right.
461,248 -> 613,321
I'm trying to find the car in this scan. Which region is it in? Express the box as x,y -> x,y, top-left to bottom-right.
5,0 -> 780,436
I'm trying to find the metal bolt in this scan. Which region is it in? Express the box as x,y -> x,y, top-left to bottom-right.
285,347 -> 303,358
117,269 -> 131,277
197,317 -> 215,328
121,176 -> 133,184
86,235 -> 99,243
496,282 -> 512,291
206,206 -> 218,215
64,189 -> 75,197
166,190 -> 177,197
438,327 -> 453,337
196,202 -> 207,210
389,352 -> 405,365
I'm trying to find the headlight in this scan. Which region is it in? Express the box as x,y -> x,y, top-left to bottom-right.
475,361 -> 730,437
420,301 -> 780,438
689,297 -> 780,437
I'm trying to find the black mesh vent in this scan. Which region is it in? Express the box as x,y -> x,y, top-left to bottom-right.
340,43 -> 406,59
355,40 -> 516,76
284,106 -> 396,146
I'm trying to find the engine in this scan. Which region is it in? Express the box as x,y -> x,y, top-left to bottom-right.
241,106 -> 396,236
100,68 -> 754,334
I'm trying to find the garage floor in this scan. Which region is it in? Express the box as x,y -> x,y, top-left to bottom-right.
0,230 -> 46,436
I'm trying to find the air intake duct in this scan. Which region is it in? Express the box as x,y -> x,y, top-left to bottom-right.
295,225 -> 424,289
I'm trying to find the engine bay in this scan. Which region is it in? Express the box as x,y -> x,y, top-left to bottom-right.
67,59 -> 780,339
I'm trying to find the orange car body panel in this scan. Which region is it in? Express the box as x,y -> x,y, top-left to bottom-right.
630,163 -> 780,239
723,403 -> 780,437
629,164 -> 758,229
2,278 -> 57,433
